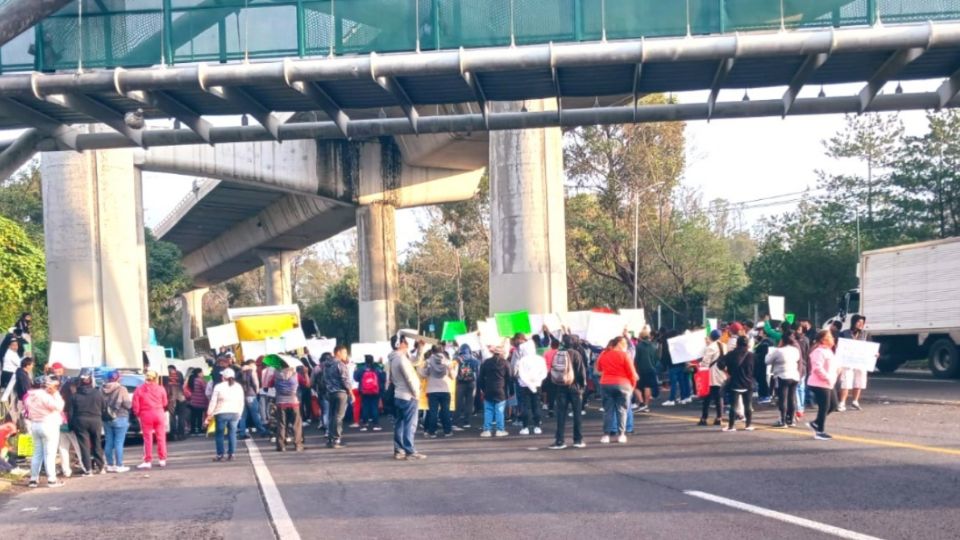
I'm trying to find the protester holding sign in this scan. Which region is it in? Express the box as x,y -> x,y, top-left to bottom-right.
838,315 -> 871,412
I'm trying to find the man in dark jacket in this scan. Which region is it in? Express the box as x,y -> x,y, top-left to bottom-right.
550,335 -> 589,449
718,337 -> 756,432
324,345 -> 353,448
753,328 -> 773,404
478,349 -> 511,437
633,330 -> 659,412
13,357 -> 33,403
453,345 -> 480,430
69,369 -> 105,475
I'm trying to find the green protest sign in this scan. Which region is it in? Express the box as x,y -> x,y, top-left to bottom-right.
440,321 -> 468,342
495,311 -> 532,338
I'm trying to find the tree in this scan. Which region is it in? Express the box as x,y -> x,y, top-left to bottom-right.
0,215 -> 46,332
145,229 -> 191,352
0,162 -> 43,242
304,268 -> 359,345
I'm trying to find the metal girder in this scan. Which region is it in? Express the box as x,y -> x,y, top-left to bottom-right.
205,85 -> 282,140
858,47 -> 927,113
127,89 -> 213,144
631,63 -> 643,121
0,128 -> 44,180
0,96 -> 77,149
461,71 -> 488,129
7,91 -> 957,153
288,81 -> 350,138
707,58 -> 736,120
936,65 -> 960,109
47,93 -> 144,146
374,75 -> 419,133
782,52 -> 830,117
0,0 -> 73,48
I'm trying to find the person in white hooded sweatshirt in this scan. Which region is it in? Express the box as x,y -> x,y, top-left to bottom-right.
206,368 -> 246,461
765,335 -> 803,428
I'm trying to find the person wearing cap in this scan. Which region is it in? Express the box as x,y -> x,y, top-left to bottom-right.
206,367 -> 245,461
101,370 -> 132,473
26,376 -> 65,488
68,368 -> 105,475
698,330 -> 727,426
132,371 -> 169,469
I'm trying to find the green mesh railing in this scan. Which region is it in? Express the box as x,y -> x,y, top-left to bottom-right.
2,0 -> 960,74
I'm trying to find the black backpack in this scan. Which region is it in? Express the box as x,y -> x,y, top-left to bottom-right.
457,358 -> 476,384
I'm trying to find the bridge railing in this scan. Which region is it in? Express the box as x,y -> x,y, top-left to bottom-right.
3,1 -> 960,74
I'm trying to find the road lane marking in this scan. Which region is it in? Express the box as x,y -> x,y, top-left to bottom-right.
874,378 -> 957,384
647,412 -> 960,457
684,490 -> 884,540
245,439 -> 301,540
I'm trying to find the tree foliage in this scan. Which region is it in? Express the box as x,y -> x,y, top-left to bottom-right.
0,215 -> 46,330
145,229 -> 191,351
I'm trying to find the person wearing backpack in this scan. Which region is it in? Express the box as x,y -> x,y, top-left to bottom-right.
453,344 -> 480,430
417,346 -> 455,438
271,365 -> 304,452
324,345 -> 354,449
101,370 -> 132,473
354,355 -> 385,432
310,352 -> 332,433
549,334 -> 588,449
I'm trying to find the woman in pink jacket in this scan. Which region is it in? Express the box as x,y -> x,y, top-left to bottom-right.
807,330 -> 840,441
132,371 -> 169,469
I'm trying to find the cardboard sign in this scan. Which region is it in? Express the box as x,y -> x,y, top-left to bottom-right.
835,338 -> 880,371
454,332 -> 482,353
145,346 -> 168,373
240,340 -> 268,361
50,341 -> 82,370
586,312 -> 626,346
667,330 -> 707,364
351,342 -> 393,364
768,296 -> 785,321
280,327 -> 308,350
619,309 -> 646,334
560,311 -> 591,338
78,336 -> 102,368
477,319 -> 502,347
305,338 -> 337,357
171,357 -> 210,376
207,323 -> 240,349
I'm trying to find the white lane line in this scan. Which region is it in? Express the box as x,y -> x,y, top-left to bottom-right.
245,439 -> 302,540
684,490 -> 884,540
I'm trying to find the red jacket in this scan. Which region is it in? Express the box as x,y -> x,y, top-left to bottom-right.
132,382 -> 168,418
597,349 -> 639,388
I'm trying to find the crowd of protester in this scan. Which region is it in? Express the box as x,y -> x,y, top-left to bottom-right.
0,310 -> 872,483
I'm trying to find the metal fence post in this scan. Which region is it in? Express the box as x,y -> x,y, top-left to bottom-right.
867,0 -> 878,26
573,0 -> 582,41
163,0 -> 174,65
432,0 -> 440,51
719,0 -> 727,33
296,0 -> 305,57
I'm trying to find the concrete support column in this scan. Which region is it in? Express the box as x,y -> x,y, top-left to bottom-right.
489,99 -> 569,315
257,250 -> 295,306
357,202 -> 398,343
181,287 -> 208,358
41,148 -> 149,369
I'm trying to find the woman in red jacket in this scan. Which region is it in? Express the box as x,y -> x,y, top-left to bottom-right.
132,371 -> 169,469
596,336 -> 639,444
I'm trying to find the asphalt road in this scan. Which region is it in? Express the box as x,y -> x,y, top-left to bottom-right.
1,373 -> 957,540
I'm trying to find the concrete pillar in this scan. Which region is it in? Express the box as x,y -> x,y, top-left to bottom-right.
489,99 -> 569,315
257,249 -> 295,305
181,288 -> 208,358
357,202 -> 398,343
42,148 -> 149,369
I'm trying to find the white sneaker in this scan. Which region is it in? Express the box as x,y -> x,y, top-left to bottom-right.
158,460 -> 166,468
680,397 -> 693,405
136,462 -> 152,470
533,427 -> 542,435
617,434 -> 627,444
837,404 -> 847,412
114,466 -> 130,473
519,428 -> 530,435
600,435 -> 611,444
495,430 -> 509,437
568,412 -> 574,417
662,400 -> 676,407
452,426 -> 464,431
573,441 -> 586,449
851,401 -> 862,411
581,410 -> 587,416
105,466 -> 116,473
480,430 -> 492,438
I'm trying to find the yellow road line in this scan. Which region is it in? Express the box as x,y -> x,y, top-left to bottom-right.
646,412 -> 960,457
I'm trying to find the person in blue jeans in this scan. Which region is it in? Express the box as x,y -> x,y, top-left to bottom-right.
664,364 -> 691,405
206,368 -> 246,461
101,370 -> 133,473
478,348 -> 511,437
388,336 -> 426,460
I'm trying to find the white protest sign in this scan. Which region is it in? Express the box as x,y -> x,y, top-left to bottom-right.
768,296 -> 785,321
542,313 -> 563,332
280,327 -> 308,350
707,318 -> 718,332
518,355 -> 548,389
835,338 -> 880,371
455,332 -> 482,353
241,340 -> 267,360
171,357 -> 210,376
207,323 -> 240,349
519,339 -> 537,358
78,336 -> 102,368
351,343 -> 385,364
560,311 -> 591,339
667,330 -> 707,364
619,309 -> 646,334
145,346 -> 168,373
477,319 -> 501,347
375,341 -> 393,363
264,337 -> 286,355
586,312 -> 625,346
528,314 -> 544,335
50,341 -> 82,370
305,338 -> 336,357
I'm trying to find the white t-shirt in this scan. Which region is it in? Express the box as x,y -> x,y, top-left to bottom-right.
2,349 -> 21,373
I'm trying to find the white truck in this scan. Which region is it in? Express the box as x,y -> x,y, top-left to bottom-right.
832,237 -> 960,378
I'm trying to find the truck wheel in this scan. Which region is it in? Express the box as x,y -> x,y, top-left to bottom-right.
928,339 -> 960,379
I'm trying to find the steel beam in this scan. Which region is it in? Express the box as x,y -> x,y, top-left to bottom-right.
127,89 -> 213,144
0,96 -> 78,149
48,93 -> 144,146
0,0 -> 73,48
10,91 -> 954,153
858,47 -> 926,112
461,71 -> 488,129
0,128 -> 43,180
288,81 -> 350,138
204,85 -> 282,140
707,58 -> 736,120
373,75 -> 418,133
936,65 -> 960,109
782,52 -> 830,117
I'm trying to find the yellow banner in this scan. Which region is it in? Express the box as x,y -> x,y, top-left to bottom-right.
234,314 -> 299,342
